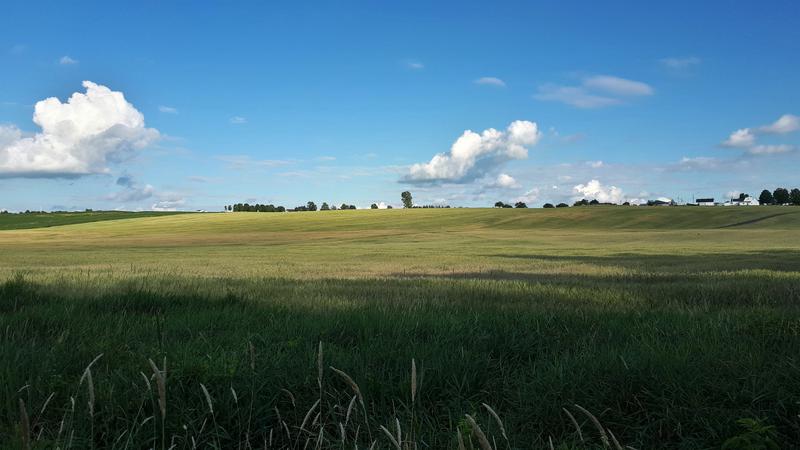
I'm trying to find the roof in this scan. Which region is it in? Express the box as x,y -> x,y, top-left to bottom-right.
696,198 -> 714,203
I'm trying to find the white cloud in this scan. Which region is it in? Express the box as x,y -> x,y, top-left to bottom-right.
721,128 -> 755,148
158,105 -> 178,114
516,188 -> 540,204
151,199 -> 185,211
316,156 -> 336,161
534,84 -> 620,109
229,116 -> 247,124
677,156 -> 722,170
216,155 -> 294,169
747,144 -> 795,155
572,179 -> 626,204
0,81 -> 159,178
535,75 -> 653,109
403,120 -> 541,184
474,77 -> 506,87
586,160 -> 604,168
758,114 -> 799,134
59,55 -> 78,65
493,173 -> 520,189
659,56 -> 701,69
582,75 -> 654,96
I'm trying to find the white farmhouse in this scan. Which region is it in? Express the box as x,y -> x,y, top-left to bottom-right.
723,196 -> 758,206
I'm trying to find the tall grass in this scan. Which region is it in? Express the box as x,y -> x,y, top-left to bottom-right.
2,273 -> 800,447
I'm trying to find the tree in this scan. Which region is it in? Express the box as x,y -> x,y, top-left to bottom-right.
340,203 -> 349,210
307,201 -> 318,211
573,199 -> 589,207
737,193 -> 749,201
773,188 -> 790,205
622,201 -> 631,206
543,203 -> 555,208
320,202 -> 330,211
401,191 -> 413,208
514,202 -> 527,208
759,189 -> 775,205
370,203 -> 379,209
330,204 -> 337,210
387,205 -> 393,209
502,203 -> 512,208
494,201 -> 505,208
589,199 -> 600,205
556,203 -> 569,208
790,188 -> 800,206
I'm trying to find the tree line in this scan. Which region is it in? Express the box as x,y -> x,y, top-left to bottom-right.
758,188 -> 800,205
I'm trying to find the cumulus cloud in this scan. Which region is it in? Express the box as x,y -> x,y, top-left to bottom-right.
493,173 -> 520,188
474,77 -> 506,87
403,120 -> 541,184
758,114 -> 799,134
535,75 -> 653,109
0,81 -> 159,178
721,128 -> 755,148
573,179 -> 626,204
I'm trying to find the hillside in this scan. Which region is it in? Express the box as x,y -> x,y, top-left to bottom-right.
0,211 -> 185,230
2,206 -> 798,236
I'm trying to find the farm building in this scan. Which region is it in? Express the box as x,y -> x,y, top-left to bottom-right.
723,196 -> 758,206
696,198 -> 715,206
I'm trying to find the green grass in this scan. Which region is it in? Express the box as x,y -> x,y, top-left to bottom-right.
1,207 -> 799,449
0,211 -> 185,230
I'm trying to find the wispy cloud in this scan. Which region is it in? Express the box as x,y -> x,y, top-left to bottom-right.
229,116 -> 247,124
216,155 -> 294,169
659,56 -> 701,70
474,77 -> 506,87
535,74 -> 653,109
405,60 -> 424,70
59,55 -> 78,65
158,105 -> 178,114
721,128 -> 755,148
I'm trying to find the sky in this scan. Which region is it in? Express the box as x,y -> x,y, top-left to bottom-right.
1,0 -> 799,211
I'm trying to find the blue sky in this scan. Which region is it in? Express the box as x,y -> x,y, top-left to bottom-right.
1,0 -> 799,210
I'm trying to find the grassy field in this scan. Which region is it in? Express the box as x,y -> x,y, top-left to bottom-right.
0,211 -> 184,231
1,207 -> 799,449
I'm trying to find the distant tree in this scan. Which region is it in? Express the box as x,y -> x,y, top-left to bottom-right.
320,202 -> 330,211
401,191 -> 413,209
494,201 -> 505,208
589,199 -> 600,205
556,203 -> 569,208
349,205 -> 357,210
277,206 -> 286,212
307,201 -> 318,211
387,205 -> 393,209
370,203 -> 379,209
737,193 -> 749,201
790,188 -> 800,206
773,188 -> 790,205
502,203 -> 512,208
514,202 -> 527,208
543,203 -> 555,208
573,199 -> 589,207
759,189 -> 775,205
622,201 -> 631,206
340,203 -> 349,210
330,204 -> 337,210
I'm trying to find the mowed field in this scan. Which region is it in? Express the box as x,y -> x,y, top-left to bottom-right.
1,207 -> 800,449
